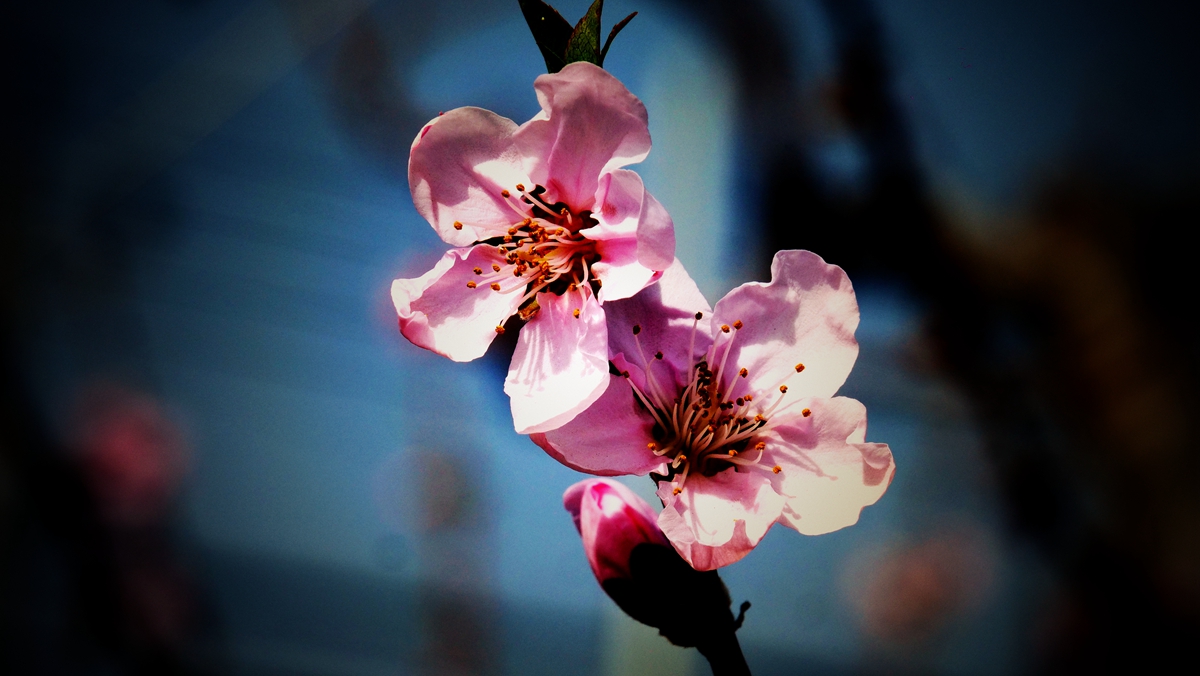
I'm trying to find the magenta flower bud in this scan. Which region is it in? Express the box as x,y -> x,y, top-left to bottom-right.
564,478 -> 752,671
563,478 -> 669,584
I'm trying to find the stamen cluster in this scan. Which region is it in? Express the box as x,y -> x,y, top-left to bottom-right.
619,316 -> 811,494
461,184 -> 601,329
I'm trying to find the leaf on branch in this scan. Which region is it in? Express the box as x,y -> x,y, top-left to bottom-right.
519,0 -> 638,72
563,0 -> 604,67
518,0 -> 574,72
599,11 -> 637,65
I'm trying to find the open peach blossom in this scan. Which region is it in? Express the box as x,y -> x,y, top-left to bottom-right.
392,62 -> 674,434
534,253 -> 894,570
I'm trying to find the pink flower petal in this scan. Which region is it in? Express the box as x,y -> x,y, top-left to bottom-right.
662,519 -> 756,572
515,63 -> 651,212
505,288 -> 610,434
763,396 -> 895,536
391,245 -> 524,362
409,107 -> 528,247
532,374 -> 663,476
589,236 -> 658,303
656,470 -> 786,571
603,259 -> 713,385
712,250 -> 860,401
586,169 -> 675,273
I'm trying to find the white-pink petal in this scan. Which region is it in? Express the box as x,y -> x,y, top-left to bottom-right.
589,236 -> 658,303
408,107 -> 528,247
765,396 -> 895,536
505,288 -> 609,434
603,259 -> 713,383
532,374 -> 662,476
587,169 -> 675,273
712,249 -> 860,401
656,470 -> 785,571
514,63 -> 651,212
391,245 -> 524,362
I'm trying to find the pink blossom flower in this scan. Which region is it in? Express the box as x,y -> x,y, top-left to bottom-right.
533,252 -> 895,570
563,478 -> 671,584
392,62 -> 675,434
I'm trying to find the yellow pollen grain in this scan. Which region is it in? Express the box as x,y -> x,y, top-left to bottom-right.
779,385 -> 788,393
495,326 -> 505,335
754,442 -> 766,451
453,221 -> 463,230
721,324 -> 731,333
490,283 -> 501,291
573,308 -> 581,318
744,394 -> 753,402
755,414 -> 766,422
492,264 -> 501,272
733,320 -> 743,330
501,189 -> 510,198
516,183 -> 525,191
473,267 -> 482,275
772,465 -> 782,474
466,281 -> 477,289
727,450 -> 737,456
503,235 -> 513,242
795,363 -> 805,373
647,442 -> 658,451
739,368 -> 748,378
802,408 -> 812,417
672,487 -> 682,495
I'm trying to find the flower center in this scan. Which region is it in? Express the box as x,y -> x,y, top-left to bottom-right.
616,316 -> 813,494
458,184 -> 601,323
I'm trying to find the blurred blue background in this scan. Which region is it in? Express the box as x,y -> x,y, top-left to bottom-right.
4,1 -> 1198,674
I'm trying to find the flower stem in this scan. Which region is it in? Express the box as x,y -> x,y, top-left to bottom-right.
696,629 -> 751,676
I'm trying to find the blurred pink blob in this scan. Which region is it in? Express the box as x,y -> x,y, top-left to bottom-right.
74,383 -> 190,526
844,526 -> 997,644
563,478 -> 670,584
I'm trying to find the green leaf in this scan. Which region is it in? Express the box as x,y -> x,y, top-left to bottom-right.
518,0 -> 574,73
563,0 -> 604,67
599,11 -> 637,66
